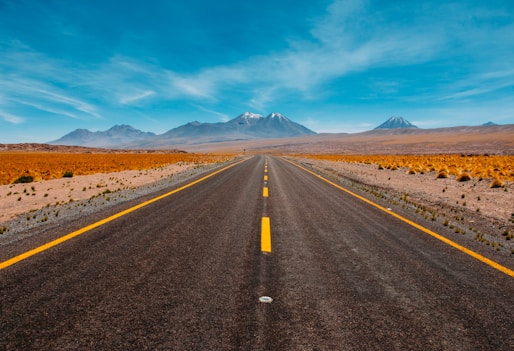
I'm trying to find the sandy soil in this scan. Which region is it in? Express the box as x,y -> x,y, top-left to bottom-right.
0,163 -> 193,223
291,157 -> 514,254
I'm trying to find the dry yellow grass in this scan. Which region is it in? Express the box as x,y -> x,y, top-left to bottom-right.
296,154 -> 514,182
0,152 -> 235,185
489,179 -> 504,188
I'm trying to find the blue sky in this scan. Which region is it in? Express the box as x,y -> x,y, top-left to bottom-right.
1,0 -> 513,143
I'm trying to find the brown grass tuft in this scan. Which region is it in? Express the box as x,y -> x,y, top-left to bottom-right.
436,170 -> 448,179
489,179 -> 504,188
457,172 -> 471,182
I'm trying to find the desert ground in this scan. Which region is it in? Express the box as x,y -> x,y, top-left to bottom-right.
1,126 -> 513,255
0,163 -> 194,223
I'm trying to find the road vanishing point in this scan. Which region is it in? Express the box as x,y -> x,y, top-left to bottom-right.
1,156 -> 513,350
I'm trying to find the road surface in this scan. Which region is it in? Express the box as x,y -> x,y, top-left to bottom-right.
1,155 -> 513,350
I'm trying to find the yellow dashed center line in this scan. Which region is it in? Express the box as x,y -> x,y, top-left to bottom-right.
261,217 -> 271,253
261,160 -> 271,253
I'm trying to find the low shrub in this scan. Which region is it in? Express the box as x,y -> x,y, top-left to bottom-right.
457,172 -> 471,182
436,170 -> 448,179
13,175 -> 34,184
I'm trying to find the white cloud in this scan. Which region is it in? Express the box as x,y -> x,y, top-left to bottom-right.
438,69 -> 514,101
167,73 -> 215,99
2,0 -> 513,134
8,98 -> 80,120
0,0 -> 454,117
249,87 -> 279,110
34,88 -> 102,119
155,0 -> 444,109
0,111 -> 24,124
192,105 -> 231,122
119,90 -> 155,105
0,44 -> 103,121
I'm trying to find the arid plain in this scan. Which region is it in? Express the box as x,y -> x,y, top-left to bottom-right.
1,124 -> 513,255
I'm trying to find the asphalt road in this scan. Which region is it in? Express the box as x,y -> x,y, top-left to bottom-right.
1,155 -> 513,350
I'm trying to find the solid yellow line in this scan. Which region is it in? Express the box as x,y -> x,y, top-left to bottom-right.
0,160 -> 245,271
286,159 -> 514,279
263,187 -> 269,197
261,217 -> 271,253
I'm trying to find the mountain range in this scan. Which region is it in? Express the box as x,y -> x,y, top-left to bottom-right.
50,112 -> 316,148
49,114 -> 500,149
49,125 -> 156,148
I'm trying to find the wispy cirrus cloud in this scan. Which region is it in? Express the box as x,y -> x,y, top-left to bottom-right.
8,97 -> 81,120
1,0 -> 513,142
152,0 -> 445,107
0,76 -> 102,120
33,87 -> 102,119
0,43 -> 103,121
4,0 -> 508,118
119,90 -> 155,105
192,105 -> 231,122
0,111 -> 24,124
438,68 -> 514,101
157,0 -> 513,112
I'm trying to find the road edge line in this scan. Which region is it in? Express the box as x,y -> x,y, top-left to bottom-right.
0,159 -> 246,270
285,158 -> 514,279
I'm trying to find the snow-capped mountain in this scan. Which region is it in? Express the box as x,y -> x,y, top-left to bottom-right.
143,112 -> 316,146
226,112 -> 314,135
375,116 -> 418,129
234,112 -> 264,124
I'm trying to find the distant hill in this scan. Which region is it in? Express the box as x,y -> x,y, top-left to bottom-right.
375,116 -> 418,129
49,125 -> 156,148
482,122 -> 498,126
199,123 -> 514,155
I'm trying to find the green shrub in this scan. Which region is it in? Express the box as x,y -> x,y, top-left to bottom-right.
63,171 -> 74,178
